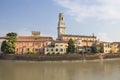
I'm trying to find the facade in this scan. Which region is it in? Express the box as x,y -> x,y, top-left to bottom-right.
57,13 -> 96,48
100,42 -> 120,53
111,42 -> 119,53
101,42 -> 111,53
60,34 -> 96,47
0,37 -> 6,53
15,35 -> 53,54
44,40 -> 68,55
74,39 -> 84,53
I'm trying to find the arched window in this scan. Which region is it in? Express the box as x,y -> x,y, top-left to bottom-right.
56,49 -> 58,51
62,17 -> 63,20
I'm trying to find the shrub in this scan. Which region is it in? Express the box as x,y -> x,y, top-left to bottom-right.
28,50 -> 36,55
56,52 -> 60,55
52,52 -> 55,55
47,53 -> 50,55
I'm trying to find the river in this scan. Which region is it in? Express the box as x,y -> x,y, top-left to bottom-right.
0,59 -> 120,80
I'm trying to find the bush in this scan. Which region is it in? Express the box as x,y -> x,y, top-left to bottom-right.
56,52 -> 60,55
28,50 -> 36,55
52,52 -> 55,55
47,53 -> 50,55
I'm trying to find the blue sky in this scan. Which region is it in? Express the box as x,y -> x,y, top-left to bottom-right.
0,0 -> 120,42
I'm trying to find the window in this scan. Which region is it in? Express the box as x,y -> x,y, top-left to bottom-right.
60,45 -> 63,47
27,48 -> 29,51
39,49 -> 41,52
106,50 -> 107,53
33,43 -> 34,46
16,48 -> 18,51
62,17 -> 63,20
65,45 -> 67,47
51,49 -> 53,51
56,45 -> 58,46
27,42 -> 29,46
35,42 -> 38,45
36,49 -> 38,51
56,49 -> 58,51
60,49 -> 63,52
22,48 -> 23,53
33,48 -> 34,51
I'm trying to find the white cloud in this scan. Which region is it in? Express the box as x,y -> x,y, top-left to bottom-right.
53,0 -> 120,22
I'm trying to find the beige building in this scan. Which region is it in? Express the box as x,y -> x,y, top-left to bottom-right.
0,37 -> 6,53
111,42 -> 119,53
101,42 -> 111,53
44,40 -> 68,55
57,13 -> 96,47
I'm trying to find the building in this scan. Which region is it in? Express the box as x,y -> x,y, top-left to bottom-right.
101,42 -> 111,53
57,13 -> 96,47
111,42 -> 119,53
0,32 -> 53,54
57,13 -> 66,40
0,37 -> 6,53
74,39 -> 84,53
15,32 -> 53,54
44,40 -> 68,55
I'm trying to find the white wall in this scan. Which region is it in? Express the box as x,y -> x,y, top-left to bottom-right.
44,42 -> 68,54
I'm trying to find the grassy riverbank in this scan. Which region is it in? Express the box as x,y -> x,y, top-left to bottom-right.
0,53 -> 120,61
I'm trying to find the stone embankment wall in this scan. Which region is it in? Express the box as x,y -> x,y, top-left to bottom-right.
0,53 -> 120,61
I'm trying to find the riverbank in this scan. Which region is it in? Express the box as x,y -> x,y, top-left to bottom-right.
0,53 -> 120,61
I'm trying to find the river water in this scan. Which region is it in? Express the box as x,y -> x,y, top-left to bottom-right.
0,59 -> 120,80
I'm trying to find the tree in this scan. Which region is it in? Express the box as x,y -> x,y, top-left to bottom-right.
91,46 -> 98,53
1,41 -> 8,53
91,42 -> 104,53
7,32 -> 17,37
67,38 -> 75,53
1,32 -> 17,54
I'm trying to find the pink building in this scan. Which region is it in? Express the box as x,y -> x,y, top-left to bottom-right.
15,36 -> 53,54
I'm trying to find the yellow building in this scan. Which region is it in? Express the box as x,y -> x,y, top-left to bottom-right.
101,42 -> 111,53
60,34 -> 96,47
111,42 -> 119,53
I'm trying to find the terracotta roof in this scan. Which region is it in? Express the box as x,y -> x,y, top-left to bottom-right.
61,34 -> 96,38
18,36 -> 52,39
17,36 -> 53,42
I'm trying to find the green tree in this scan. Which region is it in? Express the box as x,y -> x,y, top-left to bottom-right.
1,32 -> 17,54
1,41 -> 8,53
67,38 -> 75,53
7,32 -> 17,37
91,46 -> 98,53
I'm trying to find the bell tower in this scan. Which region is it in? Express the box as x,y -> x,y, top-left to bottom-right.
57,13 -> 66,39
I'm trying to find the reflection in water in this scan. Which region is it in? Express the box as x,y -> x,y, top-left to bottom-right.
0,59 -> 120,80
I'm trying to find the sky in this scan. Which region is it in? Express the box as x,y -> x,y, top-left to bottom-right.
0,0 -> 120,42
